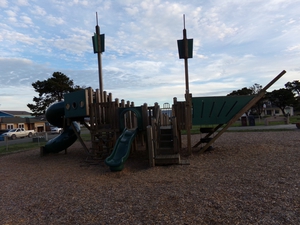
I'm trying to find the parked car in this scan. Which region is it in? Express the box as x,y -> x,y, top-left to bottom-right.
0,129 -> 9,135
51,127 -> 63,134
1,128 -> 35,140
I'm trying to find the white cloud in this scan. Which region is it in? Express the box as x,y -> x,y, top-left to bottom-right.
20,15 -> 33,26
286,45 -> 300,52
1,29 -> 37,45
5,9 -> 16,17
125,6 -> 139,15
8,16 -> 17,23
46,14 -> 65,26
17,0 -> 29,6
30,5 -> 47,16
0,0 -> 8,8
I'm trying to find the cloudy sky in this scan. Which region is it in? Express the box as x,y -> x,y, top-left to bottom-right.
0,0 -> 299,111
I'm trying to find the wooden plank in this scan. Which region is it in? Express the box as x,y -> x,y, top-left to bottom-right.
155,153 -> 180,165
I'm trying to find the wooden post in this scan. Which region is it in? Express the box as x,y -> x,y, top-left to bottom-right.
142,103 -> 148,130
121,99 -> 125,108
95,13 -> 103,103
95,89 -> 101,128
40,146 -> 46,157
131,102 -> 136,128
183,15 -> 191,155
108,93 -> 112,102
171,117 -> 179,154
103,91 -> 107,102
147,125 -> 155,167
88,87 -> 96,155
114,98 -> 119,130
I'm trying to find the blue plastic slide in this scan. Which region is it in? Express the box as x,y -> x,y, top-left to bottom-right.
44,101 -> 80,153
105,128 -> 138,171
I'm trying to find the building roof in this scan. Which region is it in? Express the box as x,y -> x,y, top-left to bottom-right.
0,110 -> 33,118
0,117 -> 42,124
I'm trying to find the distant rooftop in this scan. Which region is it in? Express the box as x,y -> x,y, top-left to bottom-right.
0,110 -> 33,118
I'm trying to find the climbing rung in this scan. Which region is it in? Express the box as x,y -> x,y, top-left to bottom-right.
200,127 -> 215,133
200,137 -> 212,143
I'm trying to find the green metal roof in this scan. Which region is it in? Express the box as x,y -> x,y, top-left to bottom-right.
192,95 -> 255,125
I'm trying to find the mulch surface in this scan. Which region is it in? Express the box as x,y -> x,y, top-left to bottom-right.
1,131 -> 299,224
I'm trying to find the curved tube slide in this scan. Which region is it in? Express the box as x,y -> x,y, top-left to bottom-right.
44,101 -> 80,153
105,128 -> 138,171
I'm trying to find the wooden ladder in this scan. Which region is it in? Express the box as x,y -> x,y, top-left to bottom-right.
155,125 -> 181,165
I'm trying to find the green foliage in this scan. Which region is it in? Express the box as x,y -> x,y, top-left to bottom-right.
285,80 -> 300,96
285,80 -> 300,111
27,72 -> 81,116
266,88 -> 297,116
227,83 -> 265,117
227,87 -> 253,96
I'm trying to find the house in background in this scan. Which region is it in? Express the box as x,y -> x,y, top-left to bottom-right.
0,110 -> 45,132
262,105 -> 294,116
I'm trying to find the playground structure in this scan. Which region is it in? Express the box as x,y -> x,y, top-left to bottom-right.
41,15 -> 287,171
42,69 -> 286,171
42,87 -> 182,170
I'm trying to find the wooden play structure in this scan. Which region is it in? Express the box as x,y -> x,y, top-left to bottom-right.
44,15 -> 287,171
61,69 -> 286,171
63,87 -> 183,167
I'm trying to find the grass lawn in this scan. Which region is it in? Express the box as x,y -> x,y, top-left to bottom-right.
0,141 -> 47,155
0,132 -> 92,155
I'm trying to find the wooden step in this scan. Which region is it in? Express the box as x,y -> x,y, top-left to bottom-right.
157,147 -> 175,155
160,126 -> 172,134
200,137 -> 213,143
160,125 -> 172,129
159,140 -> 173,148
200,127 -> 215,133
159,133 -> 173,141
155,154 -> 180,165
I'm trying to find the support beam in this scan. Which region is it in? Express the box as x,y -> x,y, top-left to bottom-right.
70,122 -> 91,156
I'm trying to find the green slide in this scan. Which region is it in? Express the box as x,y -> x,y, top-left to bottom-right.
44,101 -> 80,153
105,128 -> 138,172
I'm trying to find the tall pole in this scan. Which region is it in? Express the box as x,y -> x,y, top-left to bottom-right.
183,15 -> 191,155
183,15 -> 189,95
95,12 -> 103,103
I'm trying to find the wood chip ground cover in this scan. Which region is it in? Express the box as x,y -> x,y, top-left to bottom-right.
0,131 -> 299,224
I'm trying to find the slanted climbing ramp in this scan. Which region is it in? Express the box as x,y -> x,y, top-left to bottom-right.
191,70 -> 286,153
192,95 -> 255,151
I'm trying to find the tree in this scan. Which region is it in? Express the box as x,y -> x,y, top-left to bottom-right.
265,88 -> 297,116
27,72 -> 81,116
227,83 -> 265,117
285,80 -> 300,111
227,87 -> 253,96
285,80 -> 300,96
